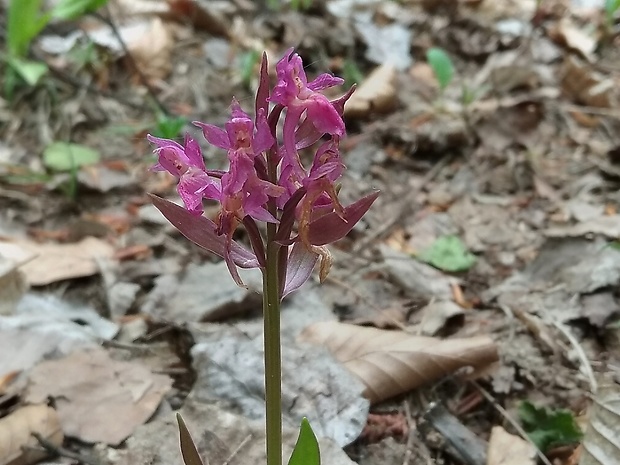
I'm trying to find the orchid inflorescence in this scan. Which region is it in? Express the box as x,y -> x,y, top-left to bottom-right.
148,48 -> 377,299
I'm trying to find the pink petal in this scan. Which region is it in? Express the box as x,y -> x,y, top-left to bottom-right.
307,73 -> 344,91
253,109 -> 275,154
193,122 -> 230,149
331,85 -> 356,115
305,97 -> 345,137
150,194 -> 259,268
307,191 -> 379,246
282,242 -> 319,297
177,183 -> 204,216
147,134 -> 184,151
183,135 -> 206,170
294,117 -> 322,150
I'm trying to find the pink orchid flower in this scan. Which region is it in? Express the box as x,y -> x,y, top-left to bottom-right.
148,134 -> 220,216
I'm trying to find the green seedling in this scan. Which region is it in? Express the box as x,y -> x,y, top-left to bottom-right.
343,58 -> 364,88
43,142 -> 101,172
266,0 -> 312,11
153,114 -> 187,140
239,50 -> 261,89
426,47 -> 454,93
605,0 -> 620,25
417,235 -> 476,273
43,141 -> 101,200
67,39 -> 105,72
291,0 -> 313,10
519,401 -> 583,452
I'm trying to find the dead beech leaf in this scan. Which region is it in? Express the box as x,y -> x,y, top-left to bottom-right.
25,348 -> 172,445
561,55 -> 615,108
3,237 -> 114,286
579,380 -> 620,465
0,404 -> 63,465
487,426 -> 536,465
345,64 -> 397,118
299,322 -> 498,404
128,18 -> 173,81
551,18 -> 597,61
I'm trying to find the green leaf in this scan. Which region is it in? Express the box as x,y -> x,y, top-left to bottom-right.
288,418 -> 320,465
291,0 -> 313,10
8,57 -> 48,85
176,414 -> 207,465
43,142 -> 101,172
417,235 -> 476,272
239,50 -> 261,88
153,114 -> 187,140
518,401 -> 583,452
426,47 -> 454,91
343,59 -> 364,87
51,0 -> 109,20
7,0 -> 50,57
606,0 -> 620,19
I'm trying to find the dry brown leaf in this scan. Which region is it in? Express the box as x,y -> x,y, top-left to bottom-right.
2,237 -> 114,286
487,426 -> 536,465
561,55 -> 615,108
128,17 -> 173,81
0,404 -> 63,465
551,18 -> 597,61
579,380 -> 620,465
0,371 -> 20,396
0,256 -> 28,316
299,322 -> 498,404
345,64 -> 397,118
25,348 -> 172,445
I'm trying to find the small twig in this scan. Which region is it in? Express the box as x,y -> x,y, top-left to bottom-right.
353,154 -> 453,253
472,382 -> 554,465
401,400 -> 435,465
552,320 -> 598,394
32,432 -> 102,465
559,103 -> 620,119
38,56 -> 149,111
221,434 -> 252,465
93,8 -> 170,116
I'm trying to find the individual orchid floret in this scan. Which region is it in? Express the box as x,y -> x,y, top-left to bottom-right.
270,48 -> 345,172
148,134 -> 220,216
194,99 -> 274,158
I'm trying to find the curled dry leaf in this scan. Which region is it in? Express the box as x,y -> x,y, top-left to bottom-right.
299,322 -> 498,404
128,18 -> 173,81
0,404 -> 63,465
579,380 -> 620,465
344,64 -> 398,118
1,237 -> 114,286
487,426 -> 536,465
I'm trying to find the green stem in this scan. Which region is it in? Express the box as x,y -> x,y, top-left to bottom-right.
263,225 -> 282,465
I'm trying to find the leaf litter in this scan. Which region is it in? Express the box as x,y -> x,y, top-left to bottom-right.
2,0 -> 620,463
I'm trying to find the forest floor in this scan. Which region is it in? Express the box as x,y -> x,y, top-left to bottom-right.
1,1 -> 620,465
